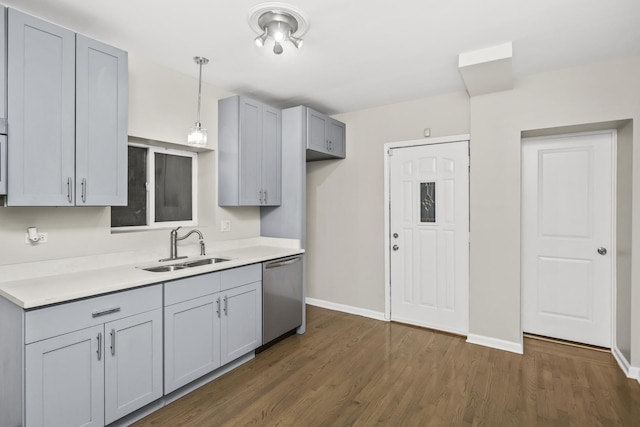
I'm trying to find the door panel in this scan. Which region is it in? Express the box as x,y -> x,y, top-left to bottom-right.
104,309 -> 162,424
239,98 -> 261,205
221,282 -> 262,365
522,131 -> 613,347
164,295 -> 221,393
390,141 -> 469,334
76,35 -> 128,206
7,9 -> 75,206
25,326 -> 104,427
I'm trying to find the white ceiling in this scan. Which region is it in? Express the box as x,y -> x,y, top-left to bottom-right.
4,0 -> 640,114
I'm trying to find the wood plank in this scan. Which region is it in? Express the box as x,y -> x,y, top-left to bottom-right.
132,306 -> 640,426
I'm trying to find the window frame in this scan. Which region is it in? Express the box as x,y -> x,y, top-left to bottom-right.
111,142 -> 198,232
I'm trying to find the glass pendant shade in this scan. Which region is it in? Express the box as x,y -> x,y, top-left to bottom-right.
188,123 -> 207,146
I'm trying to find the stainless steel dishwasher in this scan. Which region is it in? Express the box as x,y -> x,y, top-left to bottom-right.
262,255 -> 303,344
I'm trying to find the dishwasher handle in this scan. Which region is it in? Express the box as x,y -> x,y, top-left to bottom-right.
265,256 -> 302,269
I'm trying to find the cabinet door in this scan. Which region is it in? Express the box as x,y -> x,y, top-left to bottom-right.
239,97 -> 263,205
220,281 -> 262,365
164,294 -> 221,394
0,135 -> 6,195
25,325 -> 104,427
261,105 -> 281,206
104,309 -> 163,425
7,9 -> 76,206
306,108 -> 329,154
0,7 -> 6,135
328,119 -> 346,158
76,35 -> 128,206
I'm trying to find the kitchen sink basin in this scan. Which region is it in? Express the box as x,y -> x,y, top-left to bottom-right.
143,265 -> 189,272
139,257 -> 230,272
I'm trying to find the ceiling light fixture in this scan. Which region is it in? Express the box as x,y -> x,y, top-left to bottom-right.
249,3 -> 308,56
187,56 -> 209,147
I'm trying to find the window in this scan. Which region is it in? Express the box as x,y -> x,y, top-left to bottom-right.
111,143 -> 198,230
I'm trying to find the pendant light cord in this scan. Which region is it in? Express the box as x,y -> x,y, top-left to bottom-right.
196,61 -> 203,125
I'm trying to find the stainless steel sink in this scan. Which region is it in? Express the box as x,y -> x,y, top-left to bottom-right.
143,265 -> 189,272
183,257 -> 229,267
140,257 -> 230,272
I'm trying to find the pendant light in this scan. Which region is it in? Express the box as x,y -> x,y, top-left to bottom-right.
187,56 -> 209,146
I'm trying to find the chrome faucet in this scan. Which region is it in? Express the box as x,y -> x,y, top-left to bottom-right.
160,226 -> 206,262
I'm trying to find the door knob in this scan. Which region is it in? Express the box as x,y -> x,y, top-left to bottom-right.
597,247 -> 607,255
392,245 -> 399,251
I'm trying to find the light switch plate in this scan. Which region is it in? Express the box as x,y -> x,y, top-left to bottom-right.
221,220 -> 231,232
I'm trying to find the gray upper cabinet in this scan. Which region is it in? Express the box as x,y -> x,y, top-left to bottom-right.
7,9 -> 76,206
218,95 -> 281,206
306,107 -> 346,161
75,35 -> 128,206
6,9 -> 128,206
0,7 -> 7,136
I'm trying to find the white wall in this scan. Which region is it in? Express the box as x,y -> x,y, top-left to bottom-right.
0,54 -> 260,266
306,92 -> 470,312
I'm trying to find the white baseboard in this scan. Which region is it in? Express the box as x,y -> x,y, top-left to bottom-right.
466,333 -> 523,354
611,347 -> 640,383
306,297 -> 387,321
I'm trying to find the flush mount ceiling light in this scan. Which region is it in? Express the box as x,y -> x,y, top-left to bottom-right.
187,56 -> 209,147
248,2 -> 308,55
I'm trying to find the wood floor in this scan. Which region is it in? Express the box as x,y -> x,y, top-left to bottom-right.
133,305 -> 640,426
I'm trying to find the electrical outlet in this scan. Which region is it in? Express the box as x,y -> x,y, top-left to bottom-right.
221,220 -> 231,233
25,232 -> 48,244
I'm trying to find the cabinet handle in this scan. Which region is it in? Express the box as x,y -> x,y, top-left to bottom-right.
264,190 -> 268,204
81,178 -> 87,203
329,140 -> 333,151
92,307 -> 121,318
97,332 -> 102,361
259,189 -> 263,204
110,328 -> 116,356
67,177 -> 73,203
223,296 -> 228,316
326,140 -> 330,151
216,297 -> 221,318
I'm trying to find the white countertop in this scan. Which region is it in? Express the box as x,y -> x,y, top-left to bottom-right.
0,238 -> 304,309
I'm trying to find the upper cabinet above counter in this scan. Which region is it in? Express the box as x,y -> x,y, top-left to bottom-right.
3,8 -> 128,207
305,107 -> 346,161
218,95 -> 282,207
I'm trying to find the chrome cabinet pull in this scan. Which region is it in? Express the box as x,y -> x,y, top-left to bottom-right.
223,296 -> 228,315
67,177 -> 73,203
110,328 -> 115,356
264,190 -> 268,204
329,140 -> 333,151
81,178 -> 87,203
97,332 -> 102,360
92,307 -> 121,318
216,297 -> 221,318
259,189 -> 263,204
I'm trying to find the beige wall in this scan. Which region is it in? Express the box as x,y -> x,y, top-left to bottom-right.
470,56 -> 640,364
306,92 -> 470,311
0,54 -> 260,265
308,56 -> 640,368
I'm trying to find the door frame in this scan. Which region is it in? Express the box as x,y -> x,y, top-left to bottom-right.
520,129 -> 617,350
383,134 -> 471,321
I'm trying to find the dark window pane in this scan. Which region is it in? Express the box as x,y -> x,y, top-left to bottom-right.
420,182 -> 436,223
111,146 -> 147,227
155,153 -> 192,222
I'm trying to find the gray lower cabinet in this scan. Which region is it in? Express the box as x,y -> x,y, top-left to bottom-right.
23,285 -> 163,427
164,265 -> 262,394
306,107 -> 346,161
6,8 -> 127,206
218,95 -> 281,206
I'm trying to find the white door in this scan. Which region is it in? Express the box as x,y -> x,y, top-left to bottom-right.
522,131 -> 613,347
390,142 -> 469,334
